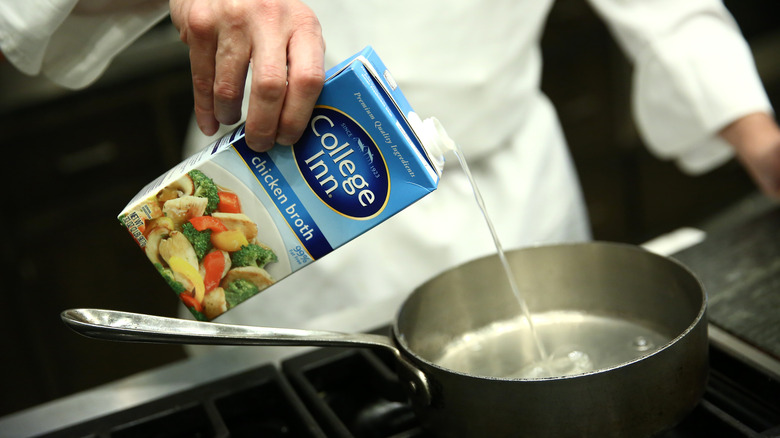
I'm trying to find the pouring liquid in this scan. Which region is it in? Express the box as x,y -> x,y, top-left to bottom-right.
451,146 -> 557,371
413,113 -> 666,379
453,144 -> 672,379
451,146 -> 671,378
451,144 -> 670,378
452,147 -> 548,363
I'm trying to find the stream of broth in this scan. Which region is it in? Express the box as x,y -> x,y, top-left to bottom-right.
452,145 -> 665,378
451,146 -> 550,367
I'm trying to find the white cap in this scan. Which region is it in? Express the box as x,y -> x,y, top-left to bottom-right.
407,112 -> 456,176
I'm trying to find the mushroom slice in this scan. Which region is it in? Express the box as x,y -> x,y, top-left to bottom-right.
159,231 -> 199,270
203,287 -> 228,320
211,212 -> 258,242
172,174 -> 195,195
162,195 -> 208,227
144,227 -> 170,264
144,217 -> 175,236
222,266 -> 274,291
158,175 -> 195,203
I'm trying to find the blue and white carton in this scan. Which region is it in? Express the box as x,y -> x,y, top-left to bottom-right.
119,47 -> 452,320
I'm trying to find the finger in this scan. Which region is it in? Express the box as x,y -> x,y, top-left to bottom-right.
243,34 -> 289,152
213,30 -> 250,126
186,11 -> 219,136
275,23 -> 325,146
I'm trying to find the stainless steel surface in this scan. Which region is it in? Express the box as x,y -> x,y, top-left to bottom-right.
394,242 -> 708,438
432,311 -> 671,378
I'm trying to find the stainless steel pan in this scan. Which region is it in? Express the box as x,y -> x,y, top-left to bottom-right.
63,242 -> 708,437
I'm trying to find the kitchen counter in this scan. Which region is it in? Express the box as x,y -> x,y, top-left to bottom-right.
672,193 -> 780,378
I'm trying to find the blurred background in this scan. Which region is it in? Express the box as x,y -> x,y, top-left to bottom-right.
0,0 -> 777,418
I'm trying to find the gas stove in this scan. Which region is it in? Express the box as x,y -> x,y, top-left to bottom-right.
2,197 -> 780,438
5,328 -> 779,438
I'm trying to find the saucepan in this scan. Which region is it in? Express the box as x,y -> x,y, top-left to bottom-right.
62,242 -> 708,437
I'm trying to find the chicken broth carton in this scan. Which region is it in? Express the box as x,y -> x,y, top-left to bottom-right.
119,47 -> 449,321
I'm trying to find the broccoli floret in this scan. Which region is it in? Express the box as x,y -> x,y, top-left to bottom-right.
231,243 -> 277,268
185,304 -> 206,321
180,222 -> 212,260
188,169 -> 220,214
224,279 -> 260,308
153,263 -> 187,294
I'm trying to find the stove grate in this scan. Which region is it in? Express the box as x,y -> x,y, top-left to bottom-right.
37,364 -> 325,438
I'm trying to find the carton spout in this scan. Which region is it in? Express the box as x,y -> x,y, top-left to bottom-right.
407,112 -> 456,176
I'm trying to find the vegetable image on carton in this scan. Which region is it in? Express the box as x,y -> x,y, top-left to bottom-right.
119,47 -> 446,320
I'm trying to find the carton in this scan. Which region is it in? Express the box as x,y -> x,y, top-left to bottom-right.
119,47 -> 443,320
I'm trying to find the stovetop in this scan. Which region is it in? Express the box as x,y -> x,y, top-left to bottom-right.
15,331 -> 780,438
3,195 -> 780,438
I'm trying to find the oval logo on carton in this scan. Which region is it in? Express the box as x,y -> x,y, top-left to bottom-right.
293,106 -> 390,219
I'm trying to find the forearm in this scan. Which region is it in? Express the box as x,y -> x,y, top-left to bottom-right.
719,112 -> 780,199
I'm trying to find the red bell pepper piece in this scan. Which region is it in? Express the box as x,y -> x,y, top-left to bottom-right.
179,292 -> 204,312
217,191 -> 242,213
203,251 -> 225,293
189,215 -> 228,233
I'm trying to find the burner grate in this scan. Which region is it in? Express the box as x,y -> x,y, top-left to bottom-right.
38,364 -> 325,438
282,337 -> 780,438
282,344 -> 429,438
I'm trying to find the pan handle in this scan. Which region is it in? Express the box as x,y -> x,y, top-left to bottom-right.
61,308 -> 431,405
62,308 -> 399,349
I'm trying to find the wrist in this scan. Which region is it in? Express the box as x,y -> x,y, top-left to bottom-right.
720,112 -> 780,150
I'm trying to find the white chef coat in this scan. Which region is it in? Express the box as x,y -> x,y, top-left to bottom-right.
178,0 -> 772,336
3,1 -> 772,337
0,0 -> 169,88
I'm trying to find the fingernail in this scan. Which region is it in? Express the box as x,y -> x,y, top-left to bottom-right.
275,134 -> 299,147
198,120 -> 219,136
214,107 -> 241,127
246,138 -> 274,153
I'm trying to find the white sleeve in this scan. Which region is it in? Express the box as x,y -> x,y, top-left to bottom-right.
586,0 -> 773,174
0,0 -> 170,89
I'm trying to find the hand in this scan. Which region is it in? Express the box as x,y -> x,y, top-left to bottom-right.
169,0 -> 325,152
720,112 -> 780,199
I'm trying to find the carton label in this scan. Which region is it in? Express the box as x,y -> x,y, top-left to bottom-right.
233,143 -> 335,260
295,106 -> 390,219
118,47 -> 440,321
